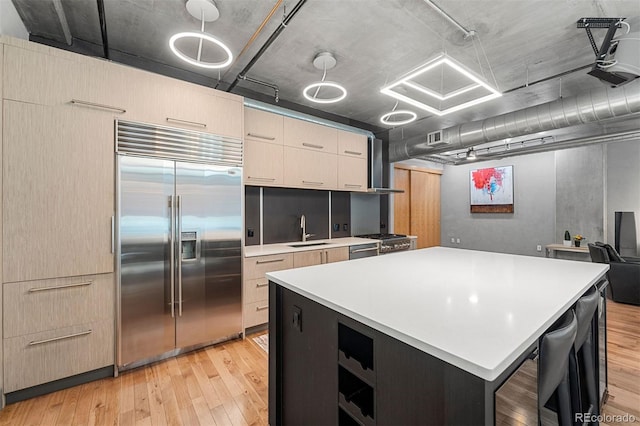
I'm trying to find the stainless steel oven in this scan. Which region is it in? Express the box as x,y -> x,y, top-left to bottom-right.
349,243 -> 379,259
356,234 -> 412,255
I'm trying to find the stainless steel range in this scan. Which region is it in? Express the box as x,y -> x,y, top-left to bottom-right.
356,233 -> 412,254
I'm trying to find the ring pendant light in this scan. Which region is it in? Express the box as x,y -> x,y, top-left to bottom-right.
380,101 -> 417,126
302,52 -> 347,104
169,0 -> 233,69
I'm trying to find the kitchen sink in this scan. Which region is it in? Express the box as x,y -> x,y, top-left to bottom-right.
287,242 -> 329,248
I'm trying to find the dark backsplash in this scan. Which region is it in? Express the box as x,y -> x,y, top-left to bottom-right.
245,187 -> 351,245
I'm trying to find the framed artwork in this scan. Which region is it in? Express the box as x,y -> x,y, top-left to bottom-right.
469,165 -> 514,213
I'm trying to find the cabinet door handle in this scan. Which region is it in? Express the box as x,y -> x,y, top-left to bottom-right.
247,133 -> 275,141
71,99 -> 126,114
247,176 -> 276,182
344,184 -> 362,188
166,117 -> 207,128
256,305 -> 269,311
351,247 -> 378,254
29,281 -> 92,293
302,143 -> 324,149
111,216 -> 115,254
302,180 -> 324,186
256,258 -> 284,264
29,329 -> 92,346
256,282 -> 269,288
344,150 -> 362,156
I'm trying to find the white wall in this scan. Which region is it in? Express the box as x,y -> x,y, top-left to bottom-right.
0,0 -> 28,39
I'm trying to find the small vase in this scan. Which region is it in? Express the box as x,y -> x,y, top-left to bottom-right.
574,240 -> 581,247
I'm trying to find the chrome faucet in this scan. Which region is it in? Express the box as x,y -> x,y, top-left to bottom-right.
300,214 -> 315,242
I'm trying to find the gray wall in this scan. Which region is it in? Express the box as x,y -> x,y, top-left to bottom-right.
439,141 -> 640,258
555,145 -> 605,245
440,151 -> 556,256
606,140 -> 640,255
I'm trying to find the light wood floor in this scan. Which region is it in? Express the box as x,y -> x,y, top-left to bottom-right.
0,300 -> 637,425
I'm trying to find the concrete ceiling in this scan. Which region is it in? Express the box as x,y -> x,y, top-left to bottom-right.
8,0 -> 640,157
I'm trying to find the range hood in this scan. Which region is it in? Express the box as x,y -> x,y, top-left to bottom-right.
367,138 -> 404,193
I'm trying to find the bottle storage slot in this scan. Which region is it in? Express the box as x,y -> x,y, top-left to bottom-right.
339,366 -> 374,420
338,406 -> 361,426
338,323 -> 373,371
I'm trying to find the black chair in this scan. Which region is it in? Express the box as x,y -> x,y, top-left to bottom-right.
588,243 -> 640,306
569,285 -> 601,422
538,310 -> 578,426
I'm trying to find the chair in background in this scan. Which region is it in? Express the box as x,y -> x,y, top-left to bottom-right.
538,311 -> 578,426
588,243 -> 640,306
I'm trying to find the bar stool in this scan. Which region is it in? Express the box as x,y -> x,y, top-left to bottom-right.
538,310 -> 578,426
571,285 -> 601,421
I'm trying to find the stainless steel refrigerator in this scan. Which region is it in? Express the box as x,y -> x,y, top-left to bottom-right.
116,120 -> 242,370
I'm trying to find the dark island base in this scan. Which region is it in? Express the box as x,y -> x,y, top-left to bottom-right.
268,282 -> 544,425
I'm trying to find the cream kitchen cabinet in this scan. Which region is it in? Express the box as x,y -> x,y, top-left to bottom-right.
2,272 -> 114,393
245,108 -> 284,144
2,101 -> 114,283
337,130 -> 367,158
244,139 -> 284,185
283,146 -> 338,190
338,155 -> 368,192
283,116 -> 338,153
243,253 -> 294,329
293,247 -> 350,268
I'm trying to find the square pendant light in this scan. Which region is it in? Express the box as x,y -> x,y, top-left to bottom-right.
380,53 -> 501,116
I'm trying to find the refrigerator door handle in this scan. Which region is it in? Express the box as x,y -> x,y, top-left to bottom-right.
177,195 -> 183,317
169,195 -> 175,318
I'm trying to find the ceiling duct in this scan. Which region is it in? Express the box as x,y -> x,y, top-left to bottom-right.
389,79 -> 640,162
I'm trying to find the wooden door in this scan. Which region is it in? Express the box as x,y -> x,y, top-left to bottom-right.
394,166 -> 441,249
410,170 -> 441,248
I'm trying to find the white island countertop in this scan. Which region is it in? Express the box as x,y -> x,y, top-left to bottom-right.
244,237 -> 377,257
267,247 -> 609,381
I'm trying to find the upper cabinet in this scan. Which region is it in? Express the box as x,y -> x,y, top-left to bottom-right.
245,108 -> 284,144
2,41 -> 244,139
337,130 -> 367,158
283,117 -> 338,154
245,110 -> 369,192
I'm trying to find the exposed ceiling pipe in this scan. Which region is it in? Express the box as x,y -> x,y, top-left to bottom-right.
226,0 -> 308,93
96,0 -> 109,59
389,79 -> 640,162
421,0 -> 473,39
52,0 -> 72,45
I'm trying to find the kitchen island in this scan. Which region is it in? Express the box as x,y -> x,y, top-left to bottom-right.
267,247 -> 609,425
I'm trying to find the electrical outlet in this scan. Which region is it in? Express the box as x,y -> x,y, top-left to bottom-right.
537,245 -> 542,252
343,224 -> 348,231
450,237 -> 455,243
333,223 -> 339,232
247,228 -> 254,238
456,238 -> 461,244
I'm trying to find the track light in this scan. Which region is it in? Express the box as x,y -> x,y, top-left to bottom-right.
466,147 -> 477,160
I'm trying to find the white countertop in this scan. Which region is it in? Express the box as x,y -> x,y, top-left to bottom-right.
244,237 -> 377,257
267,247 -> 609,381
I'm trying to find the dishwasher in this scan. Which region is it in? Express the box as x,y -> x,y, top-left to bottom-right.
349,242 -> 379,259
